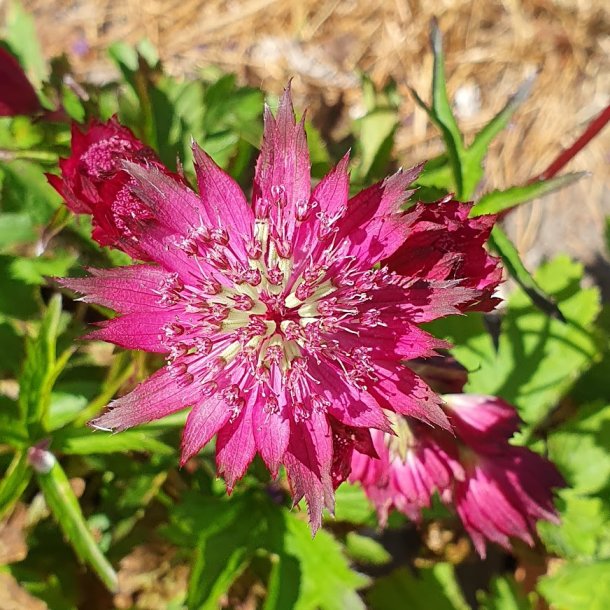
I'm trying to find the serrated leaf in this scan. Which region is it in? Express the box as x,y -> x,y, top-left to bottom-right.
478,576 -> 533,610
538,494 -> 610,560
471,173 -> 586,217
36,458 -> 118,591
173,492 -> 368,610
277,511 -> 369,610
538,561 -> 610,610
547,404 -> 610,495
368,564 -> 469,610
432,256 -> 601,425
187,495 -> 269,610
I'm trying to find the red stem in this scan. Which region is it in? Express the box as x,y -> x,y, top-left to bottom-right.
530,103 -> 610,182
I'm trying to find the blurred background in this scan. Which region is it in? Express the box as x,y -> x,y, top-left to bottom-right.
11,0 -> 610,270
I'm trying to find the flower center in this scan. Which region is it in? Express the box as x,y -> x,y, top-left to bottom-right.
154,191 -> 398,420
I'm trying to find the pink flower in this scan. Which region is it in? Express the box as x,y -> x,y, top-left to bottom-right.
350,395 -> 563,555
59,87 -> 500,530
47,118 -> 172,257
0,46 -> 41,117
386,198 -> 501,311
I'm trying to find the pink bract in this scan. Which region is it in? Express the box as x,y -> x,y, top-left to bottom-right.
58,87 -> 501,531
350,395 -> 563,555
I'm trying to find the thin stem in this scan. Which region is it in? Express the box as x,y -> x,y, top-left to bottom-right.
531,103 -> 610,182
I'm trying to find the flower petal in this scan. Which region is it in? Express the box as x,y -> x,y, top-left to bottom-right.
85,312 -> 174,353
180,394 -> 232,465
58,265 -> 169,313
192,143 -> 254,252
252,85 -> 310,228
284,410 -> 333,533
91,368 -> 194,432
216,397 -> 257,492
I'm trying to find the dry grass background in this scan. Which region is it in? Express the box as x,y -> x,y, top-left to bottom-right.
11,0 -> 610,272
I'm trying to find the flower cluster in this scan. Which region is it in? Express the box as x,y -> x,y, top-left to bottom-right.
350,395 -> 564,556
53,86 -> 561,544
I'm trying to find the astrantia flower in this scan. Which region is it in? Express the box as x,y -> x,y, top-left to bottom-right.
0,46 -> 41,117
58,87 -> 500,530
47,118 -> 174,256
386,198 -> 501,311
350,395 -> 563,555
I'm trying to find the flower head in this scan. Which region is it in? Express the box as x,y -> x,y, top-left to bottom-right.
47,118 -> 173,256
0,46 -> 41,117
350,395 -> 563,555
58,87 -> 500,530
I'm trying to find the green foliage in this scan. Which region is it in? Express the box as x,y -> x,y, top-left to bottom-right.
368,564 -> 469,610
478,577 -> 533,610
538,562 -> 610,610
166,491 -> 368,610
36,458 -> 118,591
431,256 -> 601,425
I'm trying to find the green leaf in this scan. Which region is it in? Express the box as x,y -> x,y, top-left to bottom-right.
344,532 -> 391,566
0,451 -> 31,520
333,482 -> 376,524
0,322 -> 24,375
0,396 -> 28,447
354,77 -> 399,182
18,294 -> 73,432
53,426 -> 173,456
427,21 -> 465,197
36,457 -> 118,591
368,564 -> 469,610
276,511 -> 369,610
489,226 -> 564,320
478,576 -> 533,610
0,255 -> 39,319
187,495 -> 269,610
4,1 -> 48,87
433,256 -> 601,425
0,212 -> 35,249
538,494 -> 610,560
174,492 -> 368,610
547,404 -> 610,495
461,76 -> 535,199
1,161 -> 61,224
538,561 -> 610,610
471,172 -> 586,217
10,252 -> 78,286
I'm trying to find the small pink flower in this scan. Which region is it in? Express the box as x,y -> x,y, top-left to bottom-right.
445,395 -> 564,557
47,118 -> 174,257
58,87 -> 500,530
386,198 -> 501,311
0,46 -> 41,117
351,395 -> 563,555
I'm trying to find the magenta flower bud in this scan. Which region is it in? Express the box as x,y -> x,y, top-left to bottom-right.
0,46 -> 41,117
